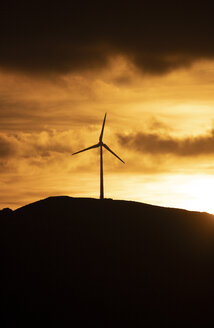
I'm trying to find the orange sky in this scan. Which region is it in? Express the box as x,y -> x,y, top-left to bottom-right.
1,58 -> 214,213
1,3 -> 214,213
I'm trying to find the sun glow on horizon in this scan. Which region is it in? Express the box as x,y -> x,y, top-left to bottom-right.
173,175 -> 214,214
104,174 -> 214,215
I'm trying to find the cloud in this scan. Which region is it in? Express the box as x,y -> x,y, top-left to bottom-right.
0,130 -> 74,161
0,134 -> 16,158
118,128 -> 214,157
1,2 -> 214,75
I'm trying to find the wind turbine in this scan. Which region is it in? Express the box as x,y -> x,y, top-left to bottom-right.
72,113 -> 125,200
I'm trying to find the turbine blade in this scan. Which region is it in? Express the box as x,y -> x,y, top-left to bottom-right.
99,113 -> 107,142
103,143 -> 125,163
72,143 -> 99,155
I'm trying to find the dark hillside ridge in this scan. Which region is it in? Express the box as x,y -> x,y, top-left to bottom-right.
1,196 -> 214,327
0,207 -> 13,216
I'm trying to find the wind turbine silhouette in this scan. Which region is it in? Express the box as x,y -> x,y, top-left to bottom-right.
72,113 -> 125,200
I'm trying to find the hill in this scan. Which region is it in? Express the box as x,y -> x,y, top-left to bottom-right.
1,196 -> 214,327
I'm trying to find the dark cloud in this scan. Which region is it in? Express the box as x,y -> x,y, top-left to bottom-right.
118,129 -> 214,156
1,2 -> 214,75
0,131 -> 73,160
0,134 -> 16,158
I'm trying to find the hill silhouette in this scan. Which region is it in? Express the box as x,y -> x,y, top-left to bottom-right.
1,196 -> 214,327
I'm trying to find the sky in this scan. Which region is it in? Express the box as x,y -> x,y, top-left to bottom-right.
1,2 -> 214,213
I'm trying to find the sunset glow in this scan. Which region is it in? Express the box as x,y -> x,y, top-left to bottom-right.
1,60 -> 214,213
1,3 -> 214,214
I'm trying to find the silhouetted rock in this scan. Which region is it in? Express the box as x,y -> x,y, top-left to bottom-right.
0,196 -> 214,327
0,207 -> 13,218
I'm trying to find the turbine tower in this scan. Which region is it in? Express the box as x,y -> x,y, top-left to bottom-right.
72,113 -> 125,200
